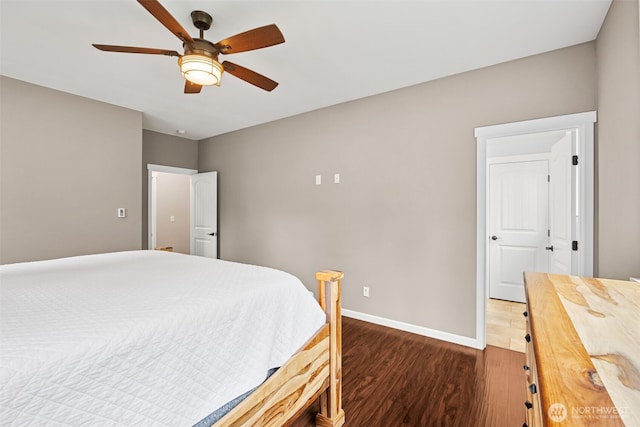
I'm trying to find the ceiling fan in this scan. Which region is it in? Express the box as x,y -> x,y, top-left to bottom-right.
93,0 -> 285,93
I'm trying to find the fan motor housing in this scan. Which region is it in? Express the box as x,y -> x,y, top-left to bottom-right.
184,39 -> 220,59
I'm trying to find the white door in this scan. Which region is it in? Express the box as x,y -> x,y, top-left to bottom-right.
190,172 -> 218,258
489,160 -> 549,302
549,132 -> 573,275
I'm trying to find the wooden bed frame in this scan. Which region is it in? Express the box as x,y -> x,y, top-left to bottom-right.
215,270 -> 345,427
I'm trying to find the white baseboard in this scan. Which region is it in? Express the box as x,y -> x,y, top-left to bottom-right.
342,309 -> 483,350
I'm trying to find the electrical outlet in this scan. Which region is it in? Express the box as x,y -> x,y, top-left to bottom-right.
363,286 -> 370,297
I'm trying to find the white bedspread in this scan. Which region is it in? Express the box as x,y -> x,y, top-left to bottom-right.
0,251 -> 326,426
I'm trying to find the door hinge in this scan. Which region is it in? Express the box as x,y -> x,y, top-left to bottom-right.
572,240 -> 579,251
547,174 -> 550,182
572,155 -> 579,166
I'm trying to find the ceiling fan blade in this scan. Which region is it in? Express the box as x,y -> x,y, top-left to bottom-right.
215,24 -> 285,54
93,44 -> 181,57
137,0 -> 194,45
222,61 -> 278,91
184,80 -> 202,94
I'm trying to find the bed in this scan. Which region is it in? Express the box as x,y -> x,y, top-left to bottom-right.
0,250 -> 345,427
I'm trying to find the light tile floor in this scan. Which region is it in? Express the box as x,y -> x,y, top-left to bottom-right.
486,298 -> 527,353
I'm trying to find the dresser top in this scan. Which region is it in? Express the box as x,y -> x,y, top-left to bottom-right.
524,272 -> 640,426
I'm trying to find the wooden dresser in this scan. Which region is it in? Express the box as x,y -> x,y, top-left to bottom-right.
523,272 -> 639,426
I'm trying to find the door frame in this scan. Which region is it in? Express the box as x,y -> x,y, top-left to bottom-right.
474,111 -> 596,349
147,164 -> 198,250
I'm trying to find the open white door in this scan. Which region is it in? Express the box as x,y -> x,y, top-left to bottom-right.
549,132 -> 573,275
190,172 -> 218,258
488,160 -> 549,302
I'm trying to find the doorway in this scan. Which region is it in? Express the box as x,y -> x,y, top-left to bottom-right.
147,164 -> 197,254
474,111 -> 596,349
152,172 -> 191,253
147,164 -> 219,259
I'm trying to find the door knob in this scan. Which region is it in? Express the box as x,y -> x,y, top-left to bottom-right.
545,245 -> 554,252
208,232 -> 216,236
491,235 -> 501,241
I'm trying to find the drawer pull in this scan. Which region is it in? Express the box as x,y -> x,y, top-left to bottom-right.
525,401 -> 533,409
525,333 -> 531,343
523,364 -> 530,371
529,383 -> 537,394
523,311 -> 528,317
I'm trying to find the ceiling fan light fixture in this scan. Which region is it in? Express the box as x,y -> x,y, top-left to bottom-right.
179,54 -> 223,86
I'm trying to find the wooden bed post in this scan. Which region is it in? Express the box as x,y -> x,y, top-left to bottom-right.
315,270 -> 345,427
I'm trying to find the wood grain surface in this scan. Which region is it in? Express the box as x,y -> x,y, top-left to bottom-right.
553,274 -> 640,426
525,272 -> 638,426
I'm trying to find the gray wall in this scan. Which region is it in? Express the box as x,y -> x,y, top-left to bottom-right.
199,42 -> 597,339
0,76 -> 142,264
596,0 -> 640,280
142,130 -> 198,249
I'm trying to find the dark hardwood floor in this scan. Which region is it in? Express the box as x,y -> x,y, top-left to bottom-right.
290,317 -> 525,427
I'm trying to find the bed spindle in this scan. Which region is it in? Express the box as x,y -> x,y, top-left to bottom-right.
315,270 -> 345,427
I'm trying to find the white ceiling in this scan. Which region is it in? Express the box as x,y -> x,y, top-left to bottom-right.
1,0 -> 612,140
